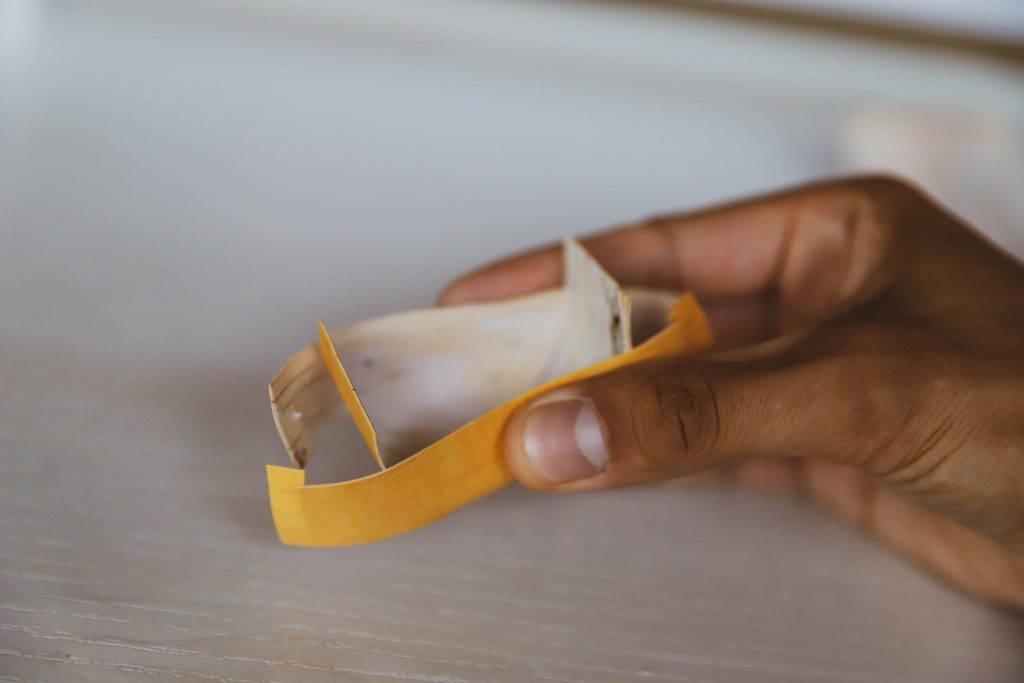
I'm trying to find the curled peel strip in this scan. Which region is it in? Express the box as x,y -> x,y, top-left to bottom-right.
267,239 -> 713,546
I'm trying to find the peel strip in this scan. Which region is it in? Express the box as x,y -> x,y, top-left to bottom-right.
267,294 -> 712,547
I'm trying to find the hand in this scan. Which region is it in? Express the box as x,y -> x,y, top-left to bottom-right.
439,177 -> 1024,608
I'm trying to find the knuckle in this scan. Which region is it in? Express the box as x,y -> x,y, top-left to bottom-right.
810,321 -> 942,474
846,174 -> 924,205
632,366 -> 722,471
843,175 -> 935,243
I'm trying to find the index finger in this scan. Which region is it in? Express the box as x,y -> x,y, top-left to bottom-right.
439,179 -> 889,325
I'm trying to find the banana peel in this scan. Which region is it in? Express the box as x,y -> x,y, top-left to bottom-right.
267,239 -> 713,546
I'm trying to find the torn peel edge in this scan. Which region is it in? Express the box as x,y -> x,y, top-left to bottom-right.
268,342 -> 337,469
268,382 -> 304,468
317,321 -> 385,471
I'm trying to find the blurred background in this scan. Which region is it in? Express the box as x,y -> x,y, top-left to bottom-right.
2,1 -> 1023,681
2,0 -> 1023,352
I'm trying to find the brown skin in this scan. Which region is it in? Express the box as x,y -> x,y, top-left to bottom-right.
439,177 -> 1024,609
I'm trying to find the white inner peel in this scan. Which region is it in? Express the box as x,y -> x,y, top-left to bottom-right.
269,240 -> 681,470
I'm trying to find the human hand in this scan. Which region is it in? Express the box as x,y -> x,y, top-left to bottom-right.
440,177 -> 1024,608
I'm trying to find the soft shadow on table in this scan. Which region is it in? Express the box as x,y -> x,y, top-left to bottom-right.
150,358 -> 285,544
169,354 -> 382,544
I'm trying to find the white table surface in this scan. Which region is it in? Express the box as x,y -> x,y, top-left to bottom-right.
2,1 -> 1023,681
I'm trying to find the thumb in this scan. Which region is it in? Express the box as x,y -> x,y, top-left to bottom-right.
504,349 -> 875,492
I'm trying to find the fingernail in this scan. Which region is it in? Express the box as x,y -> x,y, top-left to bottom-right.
523,398 -> 609,483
